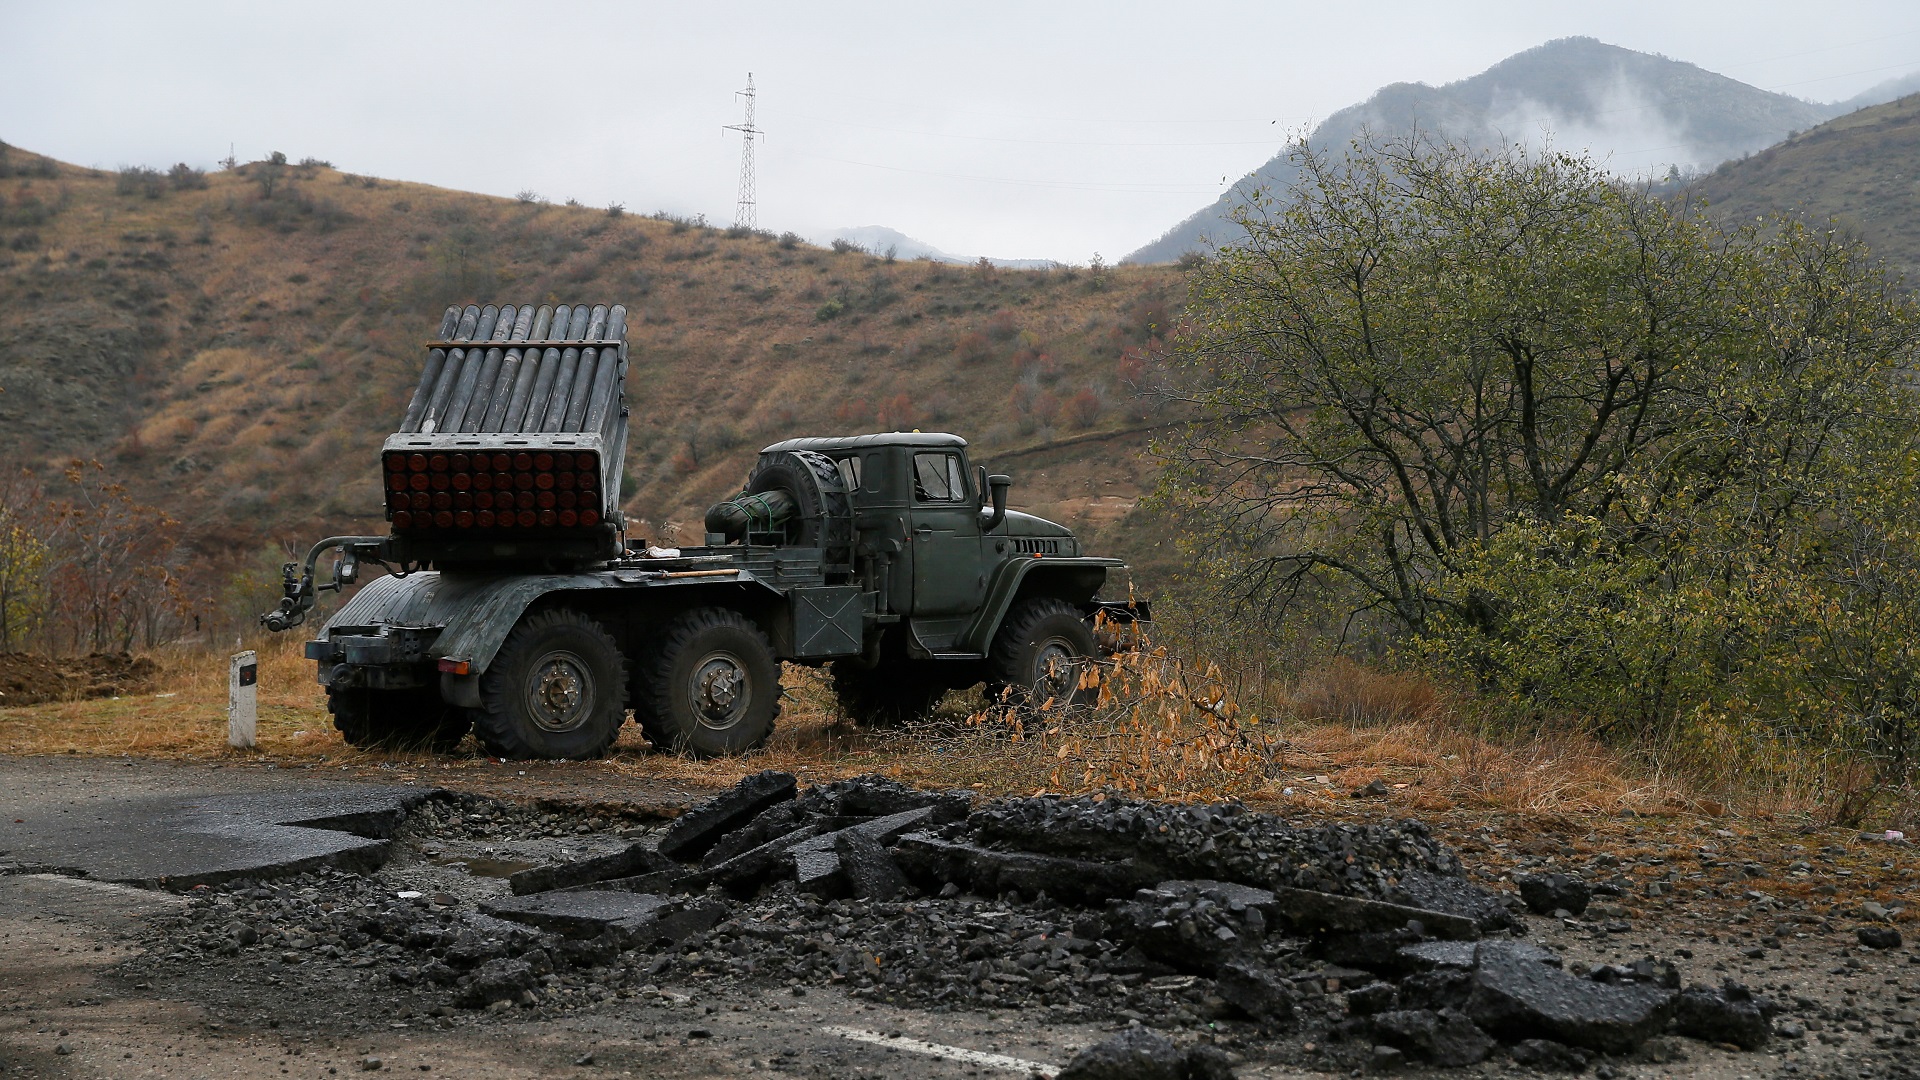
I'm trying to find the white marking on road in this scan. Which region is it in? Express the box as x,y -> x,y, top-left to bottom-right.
823,1026 -> 1060,1077
27,873 -> 186,904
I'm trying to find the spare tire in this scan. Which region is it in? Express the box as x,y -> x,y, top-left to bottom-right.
743,449 -> 854,575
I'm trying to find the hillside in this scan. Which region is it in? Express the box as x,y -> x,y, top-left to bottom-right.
1129,37 -> 1836,264
0,143 -> 1185,612
1689,93 -> 1920,280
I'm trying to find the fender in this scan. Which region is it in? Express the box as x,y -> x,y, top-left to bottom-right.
324,571 -> 634,674
960,556 -> 1121,654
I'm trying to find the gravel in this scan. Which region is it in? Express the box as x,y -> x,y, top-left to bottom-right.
117,773 -> 1865,1072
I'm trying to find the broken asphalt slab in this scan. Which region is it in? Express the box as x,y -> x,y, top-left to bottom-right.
507,841 -> 678,895
478,889 -> 727,948
653,769 -> 795,861
0,784 -> 438,889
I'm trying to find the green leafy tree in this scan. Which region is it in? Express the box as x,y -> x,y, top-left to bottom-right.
0,469 -> 51,653
1159,136 -> 1920,774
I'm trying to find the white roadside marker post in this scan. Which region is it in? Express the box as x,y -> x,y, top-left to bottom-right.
229,650 -> 258,749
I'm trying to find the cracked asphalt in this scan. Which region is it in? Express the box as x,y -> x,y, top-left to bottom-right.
2,756 -> 1917,1079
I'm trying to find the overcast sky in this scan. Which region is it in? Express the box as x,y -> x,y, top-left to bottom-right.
3,1 -> 1916,261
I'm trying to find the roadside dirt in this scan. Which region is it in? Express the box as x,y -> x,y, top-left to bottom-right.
0,654 -> 157,708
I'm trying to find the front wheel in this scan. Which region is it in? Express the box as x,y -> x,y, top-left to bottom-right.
474,608 -> 627,760
986,598 -> 1099,710
642,607 -> 780,758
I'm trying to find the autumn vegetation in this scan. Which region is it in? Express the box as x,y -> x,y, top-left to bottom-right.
3,133 -> 1919,830
1158,136 -> 1920,822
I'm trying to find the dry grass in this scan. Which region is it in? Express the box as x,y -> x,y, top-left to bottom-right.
2,146 -> 1182,590
4,638 -> 1911,836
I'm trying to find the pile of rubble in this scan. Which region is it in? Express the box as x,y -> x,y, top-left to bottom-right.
143,773 -> 1783,1072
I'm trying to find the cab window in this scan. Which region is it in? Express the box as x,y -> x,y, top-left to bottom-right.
912,452 -> 966,503
834,455 -> 861,493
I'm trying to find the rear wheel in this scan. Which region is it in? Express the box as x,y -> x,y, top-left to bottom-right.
327,685 -> 471,752
473,609 -> 627,760
986,598 -> 1099,710
830,660 -> 947,727
642,607 -> 780,757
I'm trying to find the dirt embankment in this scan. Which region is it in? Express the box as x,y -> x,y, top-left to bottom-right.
0,653 -> 158,707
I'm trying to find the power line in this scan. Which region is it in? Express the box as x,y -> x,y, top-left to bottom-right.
723,73 -> 760,230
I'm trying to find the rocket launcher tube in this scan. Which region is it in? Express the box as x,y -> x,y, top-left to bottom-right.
419,305 -> 482,434
499,305 -> 555,432
459,303 -> 524,431
444,305 -> 511,431
400,306 -> 462,433
479,305 -> 537,432
520,305 -> 572,430
541,348 -> 581,431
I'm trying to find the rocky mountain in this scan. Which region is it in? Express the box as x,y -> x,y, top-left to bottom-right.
1128,37 -> 1839,264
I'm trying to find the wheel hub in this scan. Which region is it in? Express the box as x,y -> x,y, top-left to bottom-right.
525,650 -> 593,733
690,652 -> 750,730
1033,639 -> 1081,704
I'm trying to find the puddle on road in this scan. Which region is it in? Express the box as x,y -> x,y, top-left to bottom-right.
430,856 -> 538,878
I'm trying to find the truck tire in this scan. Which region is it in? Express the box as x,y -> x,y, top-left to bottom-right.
642,607 -> 780,757
327,686 -> 471,753
986,597 -> 1099,710
830,660 -> 947,727
474,608 -> 627,760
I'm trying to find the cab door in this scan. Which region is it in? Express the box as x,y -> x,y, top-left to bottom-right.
907,450 -> 985,616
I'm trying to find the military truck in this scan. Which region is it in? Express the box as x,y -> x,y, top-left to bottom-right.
263,300 -> 1147,760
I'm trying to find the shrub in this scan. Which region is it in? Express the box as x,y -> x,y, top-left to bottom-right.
3,188 -> 51,228
606,201 -> 625,218
1064,387 -> 1102,428
115,165 -> 165,199
1031,389 -> 1061,426
830,238 -> 866,255
168,163 -> 208,190
1125,296 -> 1171,339
984,309 -> 1019,342
953,329 -> 993,364
778,231 -> 801,250
297,157 -> 331,168
514,189 -> 541,205
876,392 -> 919,431
815,298 -> 845,321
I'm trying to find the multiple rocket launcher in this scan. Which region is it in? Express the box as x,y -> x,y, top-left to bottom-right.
382,302 -> 630,562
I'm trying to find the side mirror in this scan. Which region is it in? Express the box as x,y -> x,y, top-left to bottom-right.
981,473 -> 1010,531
